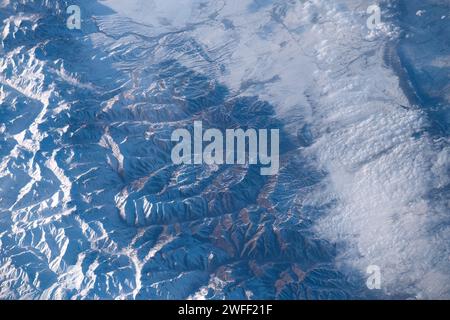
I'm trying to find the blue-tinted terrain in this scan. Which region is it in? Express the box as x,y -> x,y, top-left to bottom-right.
0,0 -> 448,299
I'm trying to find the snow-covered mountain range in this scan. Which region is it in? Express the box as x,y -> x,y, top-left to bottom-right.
0,0 -> 449,299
